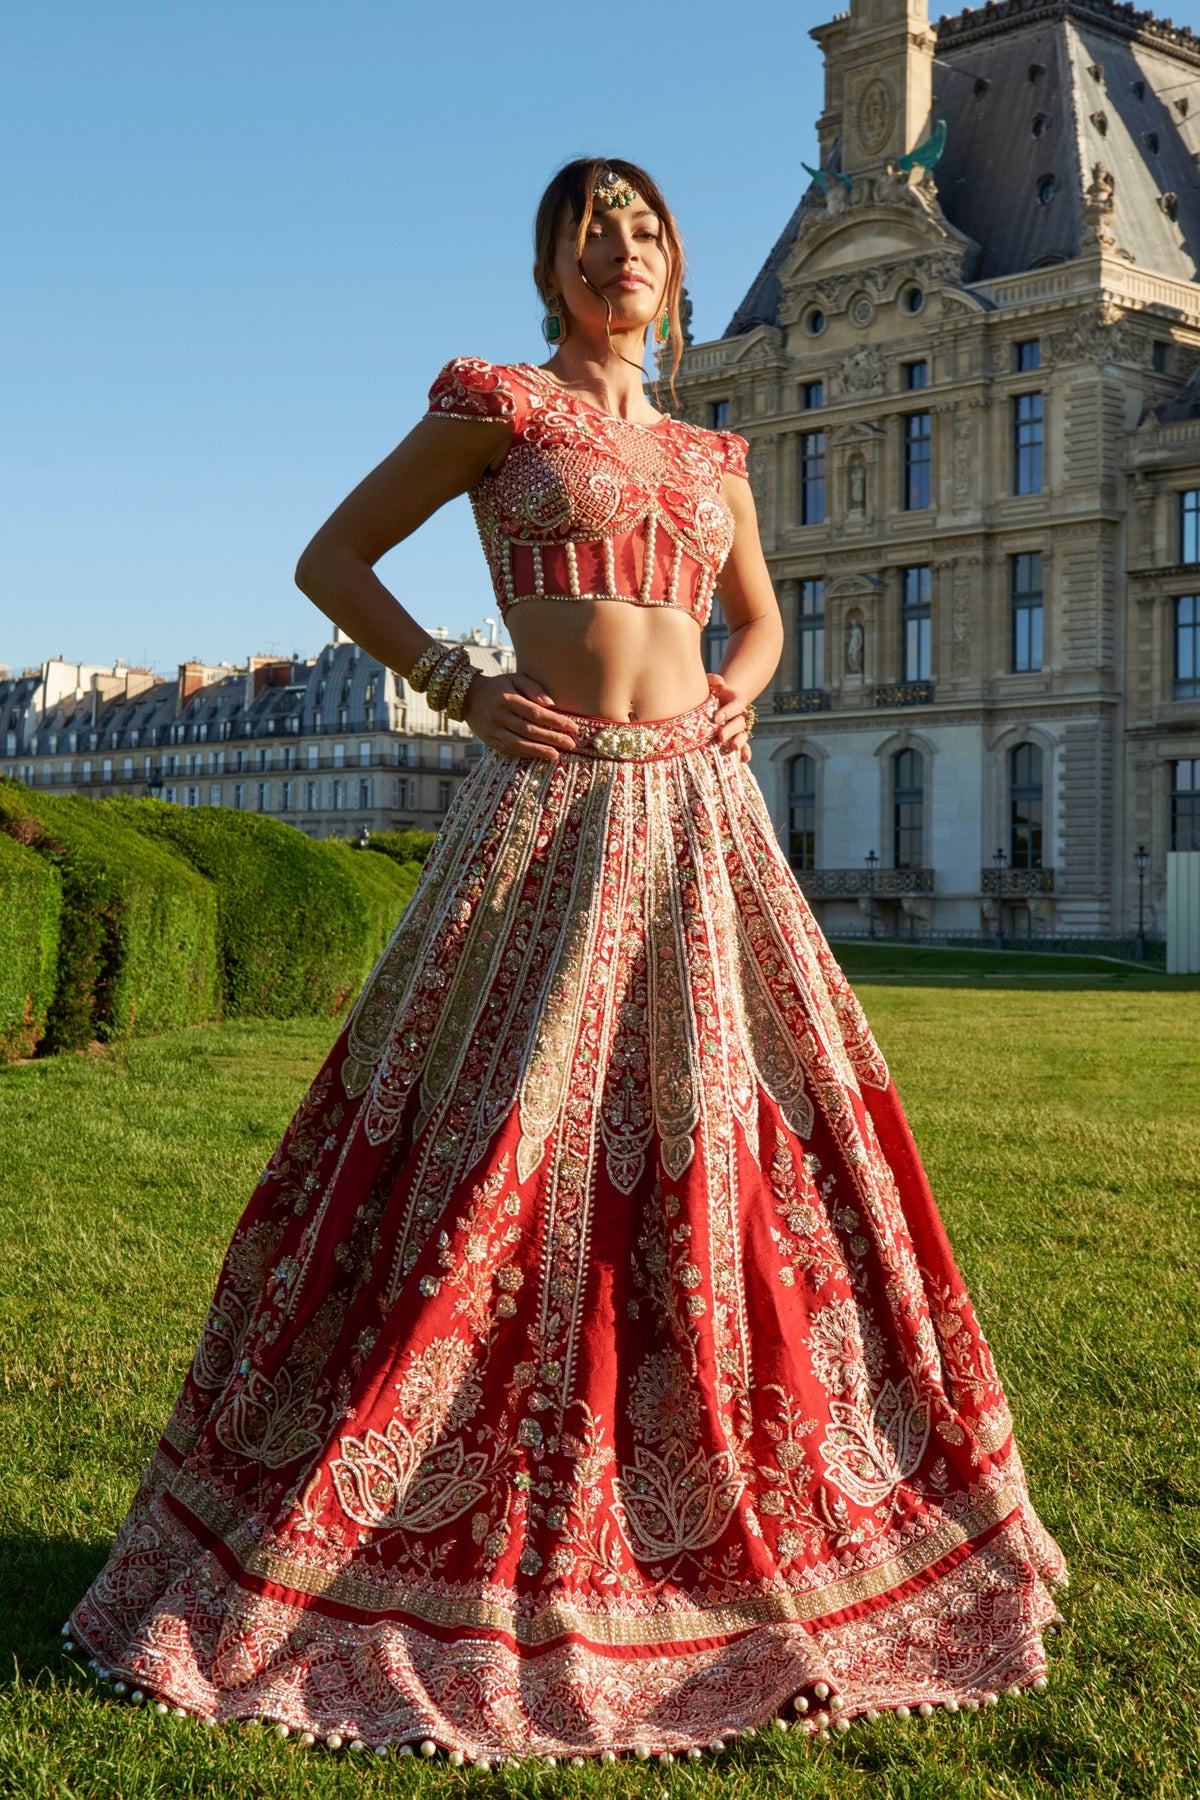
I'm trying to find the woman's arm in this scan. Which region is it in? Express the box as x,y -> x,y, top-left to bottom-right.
708,474 -> 785,762
294,417 -> 579,762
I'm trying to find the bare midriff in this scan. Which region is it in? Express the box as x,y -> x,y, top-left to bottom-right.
505,597 -> 713,722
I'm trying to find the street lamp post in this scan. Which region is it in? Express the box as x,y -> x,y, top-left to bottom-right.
1135,843 -> 1148,962
359,825 -> 372,851
993,847 -> 1007,951
865,849 -> 879,940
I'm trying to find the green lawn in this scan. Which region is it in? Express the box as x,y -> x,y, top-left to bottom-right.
1,987 -> 1198,1798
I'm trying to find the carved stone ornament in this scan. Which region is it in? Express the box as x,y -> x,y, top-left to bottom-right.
847,456 -> 867,513
856,77 -> 895,157
1048,306 -> 1139,367
849,292 -> 877,330
1082,161 -> 1117,253
952,413 -> 974,509
846,615 -> 865,674
951,572 -> 971,678
838,345 -> 889,396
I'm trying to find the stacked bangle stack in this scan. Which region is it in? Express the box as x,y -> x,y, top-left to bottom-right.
405,642 -> 478,723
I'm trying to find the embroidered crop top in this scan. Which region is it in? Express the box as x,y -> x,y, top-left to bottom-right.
425,356 -> 749,629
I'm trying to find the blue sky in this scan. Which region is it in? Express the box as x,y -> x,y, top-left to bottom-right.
3,0 -> 954,676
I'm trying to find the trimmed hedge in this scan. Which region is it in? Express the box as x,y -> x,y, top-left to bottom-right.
0,782 -> 220,1053
315,842 -> 422,979
0,829 -> 63,1062
369,829 -> 436,867
109,802 -> 374,1019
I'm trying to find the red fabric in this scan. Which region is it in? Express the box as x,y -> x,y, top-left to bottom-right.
70,695 -> 1066,1758
424,357 -> 749,629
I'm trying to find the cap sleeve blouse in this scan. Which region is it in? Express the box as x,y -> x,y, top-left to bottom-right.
426,356 -> 526,427
717,431 -> 750,480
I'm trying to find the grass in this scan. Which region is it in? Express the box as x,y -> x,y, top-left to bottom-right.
1,985 -> 1198,1798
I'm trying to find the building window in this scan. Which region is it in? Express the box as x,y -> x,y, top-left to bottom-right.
1181,491 -> 1200,564
903,413 -> 931,510
799,430 -> 826,525
892,749 -> 924,869
1013,392 -> 1044,494
702,599 -> 729,674
904,361 -> 929,390
396,777 -> 411,809
209,783 -> 222,806
709,399 -> 730,430
307,743 -> 319,768
81,759 -> 92,782
1152,340 -> 1169,375
1015,339 -> 1041,372
359,739 -> 372,766
901,566 -> 932,681
358,776 -> 372,809
1011,552 -> 1045,671
165,785 -> 178,805
332,777 -> 346,809
304,778 -> 319,811
798,579 -> 825,691
186,785 -> 200,808
1010,743 -> 1044,869
438,779 -> 452,811
787,755 -> 816,872
1171,758 -> 1200,851
333,742 -> 345,769
280,779 -> 294,811
1175,595 -> 1200,699
257,781 -> 270,811
102,758 -> 112,781
122,756 -> 133,779
439,743 -> 453,769
803,381 -> 824,410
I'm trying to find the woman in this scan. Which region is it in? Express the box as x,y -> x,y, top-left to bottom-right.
67,157 -> 1067,1766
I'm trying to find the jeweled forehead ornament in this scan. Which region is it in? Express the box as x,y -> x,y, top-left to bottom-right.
593,167 -> 638,210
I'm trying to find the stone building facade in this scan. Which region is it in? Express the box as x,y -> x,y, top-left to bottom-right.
679,0 -> 1200,940
0,629 -> 515,840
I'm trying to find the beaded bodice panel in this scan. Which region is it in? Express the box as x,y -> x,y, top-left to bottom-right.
426,357 -> 750,629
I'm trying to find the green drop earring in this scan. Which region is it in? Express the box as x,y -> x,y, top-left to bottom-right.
655,309 -> 670,346
542,295 -> 566,346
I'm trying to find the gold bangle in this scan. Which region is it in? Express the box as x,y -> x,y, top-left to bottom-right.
446,662 -> 477,722
406,642 -> 448,693
744,701 -> 757,737
427,647 -> 469,713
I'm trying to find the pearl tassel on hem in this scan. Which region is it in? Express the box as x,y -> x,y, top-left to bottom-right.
60,1620 -> 1053,1764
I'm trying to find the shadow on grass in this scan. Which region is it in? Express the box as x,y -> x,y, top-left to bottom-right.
0,1533 -> 108,1674
829,941 -> 1200,991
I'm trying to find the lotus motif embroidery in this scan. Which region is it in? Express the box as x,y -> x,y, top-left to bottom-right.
332,1420 -> 492,1533
820,1379 -> 931,1506
618,1444 -> 744,1558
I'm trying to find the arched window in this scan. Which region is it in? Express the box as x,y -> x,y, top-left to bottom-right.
892,749 -> 924,869
1010,743 -> 1044,869
787,755 -> 816,872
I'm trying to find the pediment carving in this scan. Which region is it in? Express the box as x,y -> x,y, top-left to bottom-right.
777,170 -> 979,324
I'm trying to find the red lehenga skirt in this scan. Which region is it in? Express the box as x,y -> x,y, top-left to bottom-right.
68,692 -> 1067,1762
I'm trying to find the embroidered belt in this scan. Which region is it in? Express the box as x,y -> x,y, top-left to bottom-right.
564,695 -> 719,763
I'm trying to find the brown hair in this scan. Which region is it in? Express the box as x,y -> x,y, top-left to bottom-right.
533,156 -> 686,402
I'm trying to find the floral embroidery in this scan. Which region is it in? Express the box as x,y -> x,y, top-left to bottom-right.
69,696 -> 1065,1760
424,357 -> 749,630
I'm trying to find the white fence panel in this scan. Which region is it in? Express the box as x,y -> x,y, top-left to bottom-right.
1166,851 -> 1200,974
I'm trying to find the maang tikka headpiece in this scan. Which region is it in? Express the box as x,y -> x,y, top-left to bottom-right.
593,166 -> 638,210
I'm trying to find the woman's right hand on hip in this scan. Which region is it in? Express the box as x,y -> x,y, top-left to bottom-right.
463,672 -> 580,762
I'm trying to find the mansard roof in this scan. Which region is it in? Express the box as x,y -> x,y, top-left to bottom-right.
725,0 -> 1200,335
